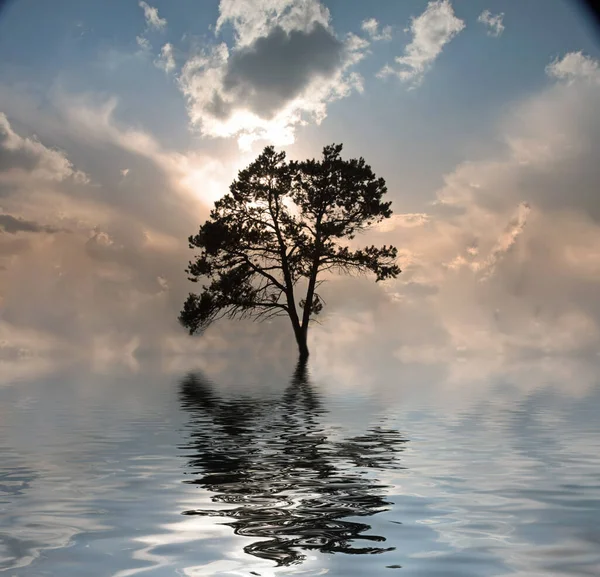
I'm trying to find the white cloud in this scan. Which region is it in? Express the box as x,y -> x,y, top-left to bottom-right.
136,2 -> 166,60
477,10 -> 504,37
546,51 -> 600,84
361,18 -> 392,42
154,43 -> 176,73
136,35 -> 151,52
138,1 -> 166,30
379,0 -> 465,87
216,0 -> 330,47
179,0 -> 368,149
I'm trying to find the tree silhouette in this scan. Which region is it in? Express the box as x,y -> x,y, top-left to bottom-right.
178,362 -> 408,567
179,144 -> 400,359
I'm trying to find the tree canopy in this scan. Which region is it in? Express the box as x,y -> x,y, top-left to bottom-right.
179,143 -> 400,359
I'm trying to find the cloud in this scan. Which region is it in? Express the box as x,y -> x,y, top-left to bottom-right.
179,0 -> 368,149
136,35 -> 151,52
546,51 -> 600,84
376,212 -> 430,232
0,214 -> 68,235
477,10 -> 504,37
40,90 -> 259,237
389,59 -> 600,359
0,89 -> 259,366
138,1 -> 166,30
307,51 -> 600,382
361,18 -> 392,42
0,95 -> 196,241
476,202 -> 530,280
0,236 -> 30,258
1,42 -> 600,382
136,1 -> 166,54
215,0 -> 330,47
222,24 -> 344,117
379,0 -> 465,87
0,113 -> 88,184
154,43 -> 176,73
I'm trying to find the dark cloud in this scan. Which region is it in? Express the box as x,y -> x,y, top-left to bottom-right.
0,214 -> 67,234
223,23 -> 344,118
204,91 -> 234,121
178,6 -> 366,146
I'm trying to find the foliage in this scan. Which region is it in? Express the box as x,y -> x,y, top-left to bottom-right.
179,144 -> 400,357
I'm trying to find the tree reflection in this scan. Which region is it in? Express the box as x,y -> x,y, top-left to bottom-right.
178,360 -> 408,567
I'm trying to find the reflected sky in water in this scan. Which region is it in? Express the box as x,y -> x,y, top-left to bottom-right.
1,356 -> 600,576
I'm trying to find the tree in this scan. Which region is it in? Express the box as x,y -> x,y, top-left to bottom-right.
179,144 -> 400,359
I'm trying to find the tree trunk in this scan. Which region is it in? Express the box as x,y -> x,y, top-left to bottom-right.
267,190 -> 308,360
298,214 -> 321,360
294,323 -> 309,360
298,223 -> 321,361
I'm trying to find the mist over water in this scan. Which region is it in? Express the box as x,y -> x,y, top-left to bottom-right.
1,356 -> 599,576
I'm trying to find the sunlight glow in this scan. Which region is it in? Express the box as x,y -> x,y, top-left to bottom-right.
177,153 -> 254,206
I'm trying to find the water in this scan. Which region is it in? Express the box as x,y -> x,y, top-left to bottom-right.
1,358 -> 600,576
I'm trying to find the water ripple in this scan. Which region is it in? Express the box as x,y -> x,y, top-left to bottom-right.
1,364 -> 600,575
178,361 -> 407,567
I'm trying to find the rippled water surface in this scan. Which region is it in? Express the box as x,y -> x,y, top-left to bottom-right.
1,359 -> 600,576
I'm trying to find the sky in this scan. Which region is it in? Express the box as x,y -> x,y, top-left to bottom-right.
0,0 -> 599,382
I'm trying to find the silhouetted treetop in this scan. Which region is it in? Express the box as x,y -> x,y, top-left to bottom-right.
179,144 -> 400,358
